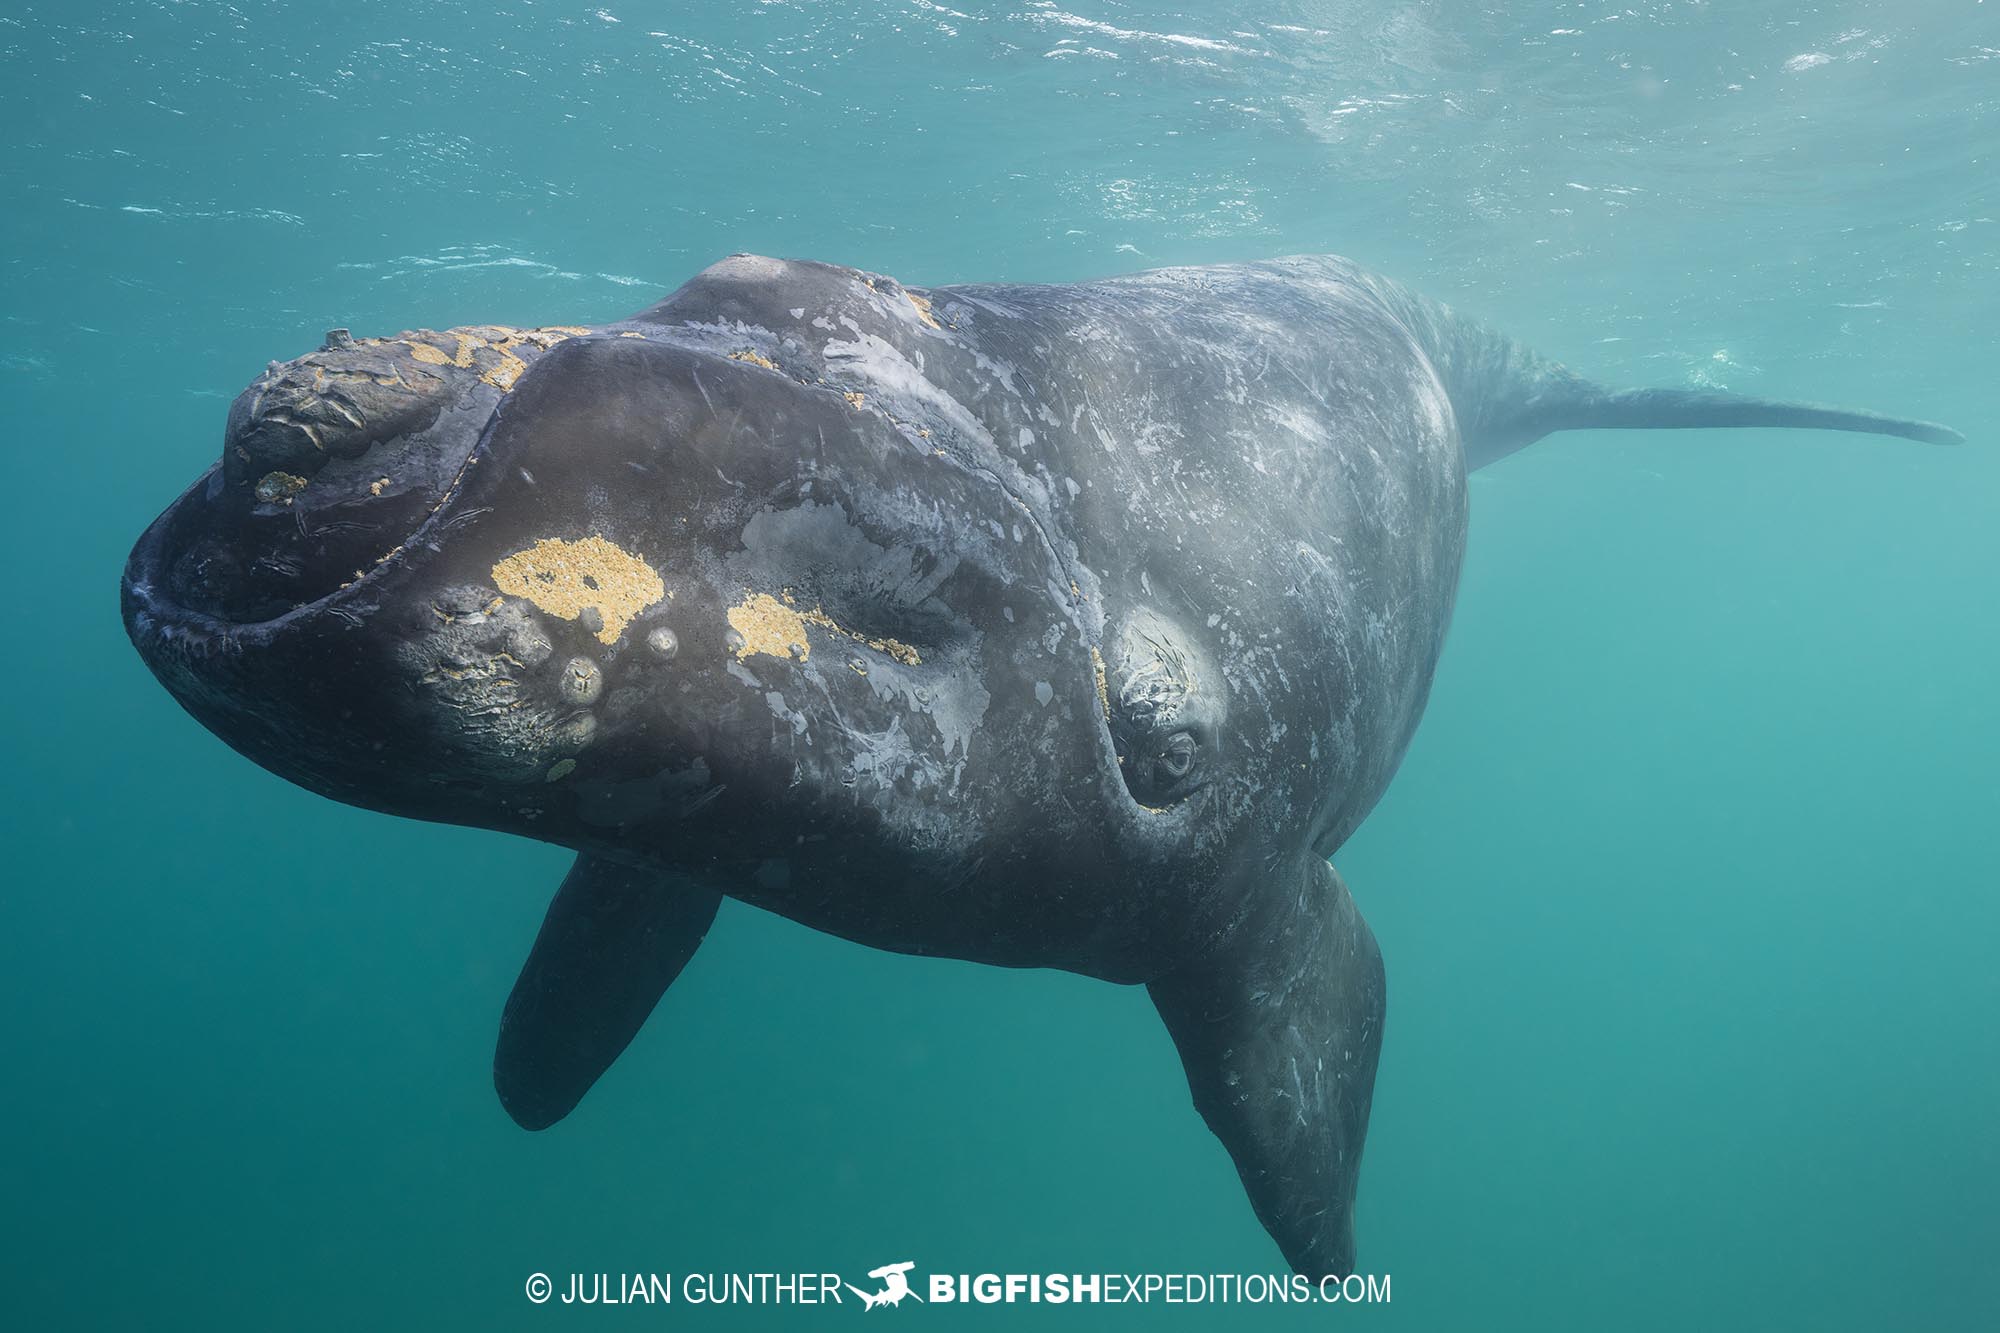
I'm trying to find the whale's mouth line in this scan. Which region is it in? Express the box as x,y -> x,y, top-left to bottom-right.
123,474 -> 396,651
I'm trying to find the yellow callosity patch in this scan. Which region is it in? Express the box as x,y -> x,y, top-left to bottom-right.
404,340 -> 455,368
254,471 -> 309,505
728,593 -> 811,661
726,593 -> 924,667
799,606 -> 923,666
480,355 -> 527,391
399,325 -> 593,392
1091,647 -> 1111,719
491,536 -> 666,646
905,292 -> 941,329
728,349 -> 778,370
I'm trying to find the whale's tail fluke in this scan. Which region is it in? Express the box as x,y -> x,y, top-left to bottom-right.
1466,379 -> 1966,469
1362,274 -> 1966,469
1551,386 -> 1964,448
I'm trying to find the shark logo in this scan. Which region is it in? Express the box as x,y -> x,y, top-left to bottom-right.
847,1261 -> 921,1311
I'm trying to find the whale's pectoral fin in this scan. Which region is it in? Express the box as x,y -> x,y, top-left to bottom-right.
1147,859 -> 1386,1278
494,854 -> 721,1131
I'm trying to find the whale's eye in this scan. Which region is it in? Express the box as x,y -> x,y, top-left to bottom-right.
1100,607 -> 1222,809
1115,725 -> 1201,807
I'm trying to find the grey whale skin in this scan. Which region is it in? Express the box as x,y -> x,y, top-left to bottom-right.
122,254 -> 1961,1274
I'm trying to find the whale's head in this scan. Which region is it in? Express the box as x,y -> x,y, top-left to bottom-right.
124,326 -> 1124,943
121,324 -> 599,823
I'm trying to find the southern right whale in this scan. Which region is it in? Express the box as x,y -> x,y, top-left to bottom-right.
121,253 -> 1962,1275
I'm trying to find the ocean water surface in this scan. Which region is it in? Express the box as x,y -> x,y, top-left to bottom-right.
3,2 -> 1995,1328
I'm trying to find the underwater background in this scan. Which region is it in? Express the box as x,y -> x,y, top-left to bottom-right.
4,1 -> 1996,1327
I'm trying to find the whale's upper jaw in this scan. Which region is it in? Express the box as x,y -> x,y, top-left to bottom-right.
136,325 -> 604,634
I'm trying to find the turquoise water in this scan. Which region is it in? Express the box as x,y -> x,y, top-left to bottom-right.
5,1 -> 1996,1327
